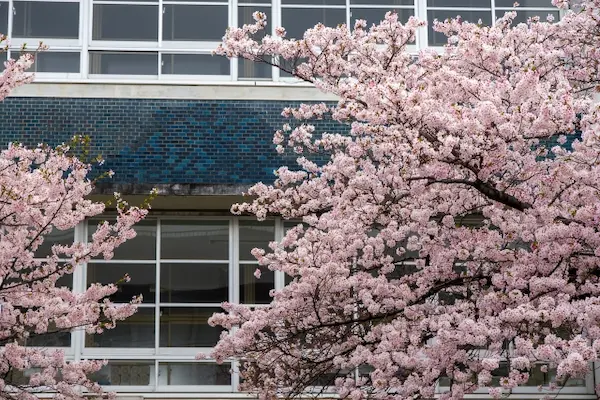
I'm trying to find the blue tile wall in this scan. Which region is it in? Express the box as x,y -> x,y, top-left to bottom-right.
0,98 -> 339,185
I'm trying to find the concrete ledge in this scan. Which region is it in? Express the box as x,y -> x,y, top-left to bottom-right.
10,82 -> 339,101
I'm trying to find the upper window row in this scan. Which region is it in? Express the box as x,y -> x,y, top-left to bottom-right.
0,0 -> 561,79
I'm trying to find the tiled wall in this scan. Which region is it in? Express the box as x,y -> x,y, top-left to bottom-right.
0,97 -> 336,185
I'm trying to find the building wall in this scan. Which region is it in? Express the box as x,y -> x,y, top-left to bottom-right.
1,84 -> 337,188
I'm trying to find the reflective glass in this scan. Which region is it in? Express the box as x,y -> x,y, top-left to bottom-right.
87,263 -> 155,303
159,307 -> 223,347
161,220 -> 228,260
162,54 -> 230,75
86,308 -> 155,348
495,10 -> 560,24
239,263 -> 274,304
13,1 -> 79,38
160,263 -> 228,303
239,220 -> 274,261
92,4 -> 158,41
35,227 -> 74,258
351,8 -> 415,27
90,360 -> 154,386
89,220 -> 156,259
427,10 -> 492,46
281,8 -> 347,39
158,363 -> 230,385
163,5 -> 227,41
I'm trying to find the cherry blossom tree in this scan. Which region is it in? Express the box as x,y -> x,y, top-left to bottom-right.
211,1 -> 600,399
0,52 -> 149,399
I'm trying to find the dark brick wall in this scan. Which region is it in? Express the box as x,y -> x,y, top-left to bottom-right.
0,97 -> 338,186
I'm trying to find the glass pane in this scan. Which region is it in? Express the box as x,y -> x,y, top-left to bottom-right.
351,0 -> 413,3
428,0 -> 491,6
159,307 -> 223,347
239,0 -> 272,3
35,227 -> 74,258
27,326 -> 70,347
13,1 -> 79,39
528,364 -> 587,387
158,363 -> 230,386
351,8 -> 415,26
161,220 -> 229,260
495,10 -> 559,24
90,360 -> 154,386
88,220 -> 156,259
427,10 -> 492,46
92,4 -> 158,41
56,269 -> 73,289
162,54 -> 229,75
27,52 -> 79,73
163,5 -> 227,41
496,0 -> 553,6
238,58 -> 272,79
0,2 -> 8,36
86,308 -> 155,348
239,5 -> 270,40
282,0 -> 345,4
239,220 -> 274,261
239,263 -> 274,304
89,52 -> 158,75
87,263 -> 155,303
281,8 -> 347,39
160,263 -> 228,303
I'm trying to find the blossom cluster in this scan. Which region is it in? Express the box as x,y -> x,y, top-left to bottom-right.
213,1 -> 600,399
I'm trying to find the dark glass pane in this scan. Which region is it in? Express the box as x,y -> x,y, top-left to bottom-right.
281,8 -> 347,39
238,58 -> 272,79
90,360 -> 154,386
428,0 -> 490,6
239,221 -> 274,261
92,4 -> 158,41
89,52 -> 158,75
0,2 -> 8,36
351,8 -> 415,26
496,0 -> 553,6
27,324 -> 70,347
159,363 -> 230,385
89,220 -> 156,259
163,5 -> 227,41
351,0 -> 413,3
161,221 -> 228,260
239,263 -> 274,304
160,263 -> 228,303
238,5 -> 270,40
86,308 -> 155,348
282,0 -> 345,4
159,307 -> 223,347
427,10 -> 492,46
30,52 -> 79,73
528,364 -> 586,387
87,263 -> 155,303
239,0 -> 272,3
13,2 -> 79,38
495,10 -> 559,24
35,227 -> 74,258
162,54 -> 229,75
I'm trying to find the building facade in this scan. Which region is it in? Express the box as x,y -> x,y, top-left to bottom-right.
0,0 -> 597,398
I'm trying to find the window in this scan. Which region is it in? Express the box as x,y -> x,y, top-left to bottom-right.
13,1 -> 79,39
238,2 -> 272,79
89,51 -> 158,75
92,4 -> 158,42
162,4 -> 227,42
0,0 -> 565,80
162,53 -> 230,75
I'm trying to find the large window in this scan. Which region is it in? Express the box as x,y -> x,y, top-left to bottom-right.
0,0 -> 565,81
32,217 -> 283,392
34,215 -> 598,395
